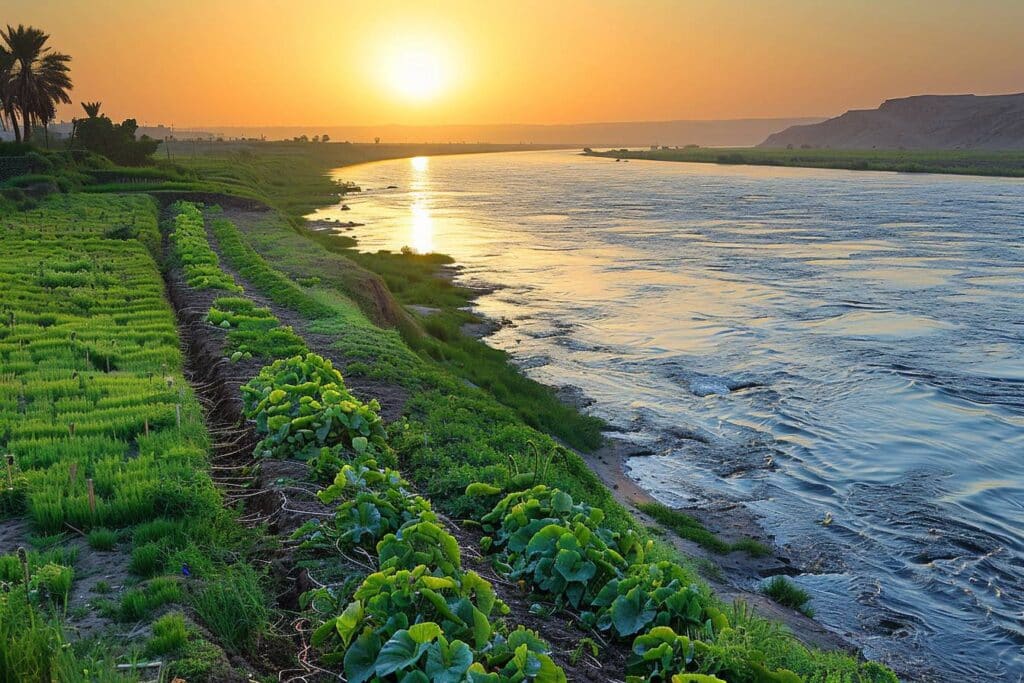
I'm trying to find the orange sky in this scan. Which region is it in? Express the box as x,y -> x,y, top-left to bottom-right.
9,0 -> 1024,127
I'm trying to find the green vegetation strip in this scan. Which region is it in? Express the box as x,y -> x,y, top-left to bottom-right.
166,201 -> 308,361
584,147 -> 1024,177
637,501 -> 770,557
0,194 -> 273,680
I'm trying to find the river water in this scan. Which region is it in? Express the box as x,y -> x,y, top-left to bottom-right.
309,150 -> 1024,681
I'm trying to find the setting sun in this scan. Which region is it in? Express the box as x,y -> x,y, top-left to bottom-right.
382,43 -> 448,101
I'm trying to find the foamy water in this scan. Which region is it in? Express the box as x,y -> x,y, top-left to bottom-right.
310,150 -> 1024,681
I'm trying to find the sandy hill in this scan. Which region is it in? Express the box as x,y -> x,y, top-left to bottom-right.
760,93 -> 1024,150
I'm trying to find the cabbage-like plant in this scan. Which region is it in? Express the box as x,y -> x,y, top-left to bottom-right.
312,565 -> 509,663
377,520 -> 461,576
300,459 -> 434,551
591,561 -> 720,638
241,353 -> 386,459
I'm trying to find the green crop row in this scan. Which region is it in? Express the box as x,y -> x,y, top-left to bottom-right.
166,202 -> 311,362
166,201 -> 240,291
471,486 -> 895,683
0,194 -> 275,680
235,350 -> 568,681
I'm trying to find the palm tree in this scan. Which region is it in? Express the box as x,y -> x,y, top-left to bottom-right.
0,47 -> 18,140
81,101 -> 101,118
1,24 -> 72,143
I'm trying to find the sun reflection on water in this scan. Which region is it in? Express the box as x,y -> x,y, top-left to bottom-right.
408,156 -> 433,253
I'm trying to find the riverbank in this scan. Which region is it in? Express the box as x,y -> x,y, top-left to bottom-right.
296,148 -> 1024,681
167,147 -> 900,675
583,146 -> 1024,177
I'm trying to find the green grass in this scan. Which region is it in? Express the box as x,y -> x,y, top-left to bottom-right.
189,564 -> 271,653
637,501 -> 771,557
86,527 -> 117,551
584,146 -> 1024,177
762,576 -> 814,617
145,612 -> 188,656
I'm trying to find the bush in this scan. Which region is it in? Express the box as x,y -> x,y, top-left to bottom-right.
241,353 -> 387,460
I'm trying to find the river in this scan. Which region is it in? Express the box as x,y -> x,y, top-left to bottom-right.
309,150 -> 1024,681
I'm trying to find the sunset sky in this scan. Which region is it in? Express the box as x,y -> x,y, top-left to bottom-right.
10,0 -> 1024,127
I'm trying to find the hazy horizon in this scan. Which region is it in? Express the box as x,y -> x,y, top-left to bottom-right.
9,0 -> 1024,129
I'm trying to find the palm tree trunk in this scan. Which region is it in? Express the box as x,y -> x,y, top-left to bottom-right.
9,109 -> 21,143
22,108 -> 31,142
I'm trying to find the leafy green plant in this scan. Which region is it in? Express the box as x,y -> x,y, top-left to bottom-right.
301,458 -> 434,551
312,565 -> 508,667
471,627 -> 567,683
377,520 -> 461,576
241,353 -> 387,460
475,485 -> 648,608
590,561 -> 718,639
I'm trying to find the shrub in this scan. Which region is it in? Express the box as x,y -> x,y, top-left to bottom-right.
300,458 -> 434,551
590,561 -> 717,638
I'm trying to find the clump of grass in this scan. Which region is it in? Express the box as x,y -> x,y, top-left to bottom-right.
87,527 -> 117,551
145,612 -> 188,656
731,537 -> 772,558
116,577 -> 182,622
762,575 -> 814,617
31,563 -> 74,604
189,564 -> 270,652
129,542 -> 163,577
638,501 -> 770,557
94,580 -> 111,594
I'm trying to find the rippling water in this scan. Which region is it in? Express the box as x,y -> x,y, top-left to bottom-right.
310,151 -> 1024,680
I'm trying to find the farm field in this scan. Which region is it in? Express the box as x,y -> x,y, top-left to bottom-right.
0,194 -> 276,680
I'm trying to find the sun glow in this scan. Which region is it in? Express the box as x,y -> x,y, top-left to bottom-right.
383,44 -> 448,101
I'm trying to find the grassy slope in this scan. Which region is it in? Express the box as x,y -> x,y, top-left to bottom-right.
585,146 -> 1024,177
174,147 -> 898,680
